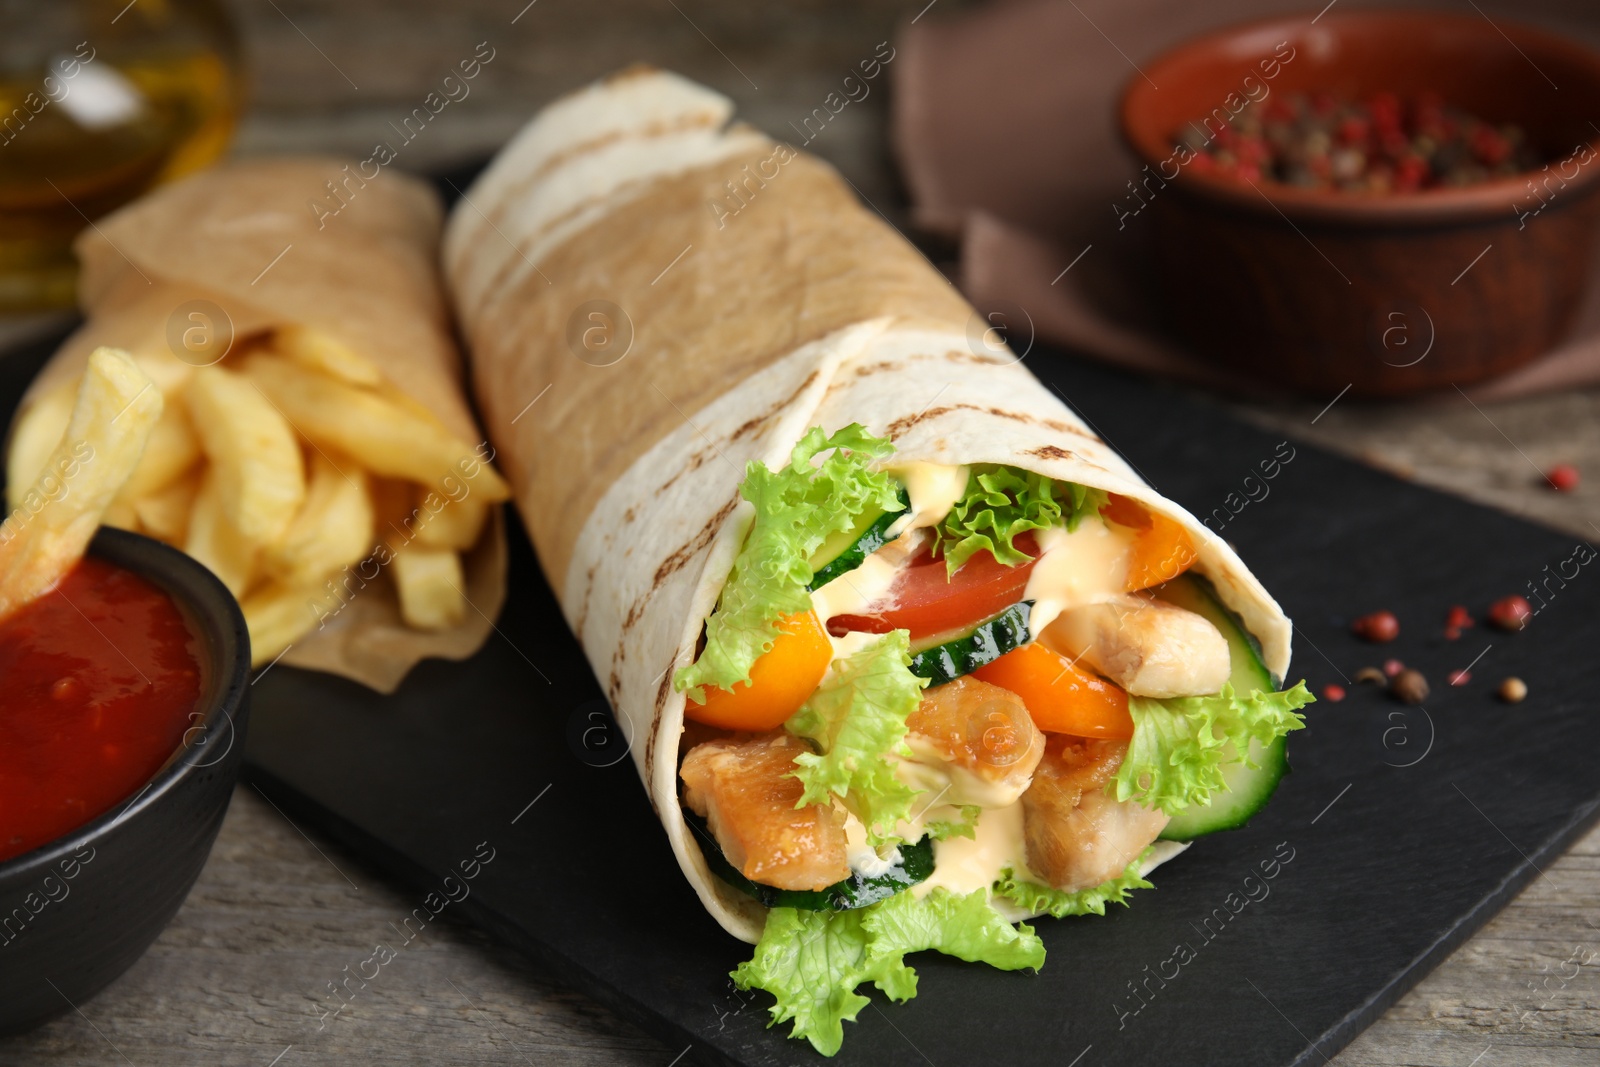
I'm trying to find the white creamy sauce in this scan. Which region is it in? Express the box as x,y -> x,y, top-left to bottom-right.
809,549 -> 901,628
819,629 -> 882,676
843,811 -> 901,877
884,461 -> 969,537
897,736 -> 1032,809
1024,519 -> 1134,637
913,801 -> 1027,898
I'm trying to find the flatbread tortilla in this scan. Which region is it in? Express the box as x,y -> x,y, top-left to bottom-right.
446,68 -> 1291,942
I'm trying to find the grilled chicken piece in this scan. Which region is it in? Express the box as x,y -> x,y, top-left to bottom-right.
680,732 -> 849,891
1022,736 -> 1169,891
1041,595 -> 1229,698
904,676 -> 1045,805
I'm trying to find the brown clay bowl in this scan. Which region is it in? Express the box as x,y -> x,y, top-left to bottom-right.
1118,10 -> 1600,397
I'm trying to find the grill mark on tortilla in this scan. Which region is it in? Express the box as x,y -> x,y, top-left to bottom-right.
655,446 -> 716,496
853,359 -> 902,377
574,560 -> 600,638
886,402 -> 1100,442
943,348 -> 1017,367
730,369 -> 819,443
1025,444 -> 1076,462
886,404 -> 954,438
646,661 -> 678,784
622,494 -> 740,633
479,112 -> 726,236
473,168 -> 667,319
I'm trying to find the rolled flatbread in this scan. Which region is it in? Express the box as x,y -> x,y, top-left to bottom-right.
447,67 -> 1295,939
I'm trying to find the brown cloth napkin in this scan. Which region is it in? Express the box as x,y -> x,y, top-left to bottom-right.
892,0 -> 1600,401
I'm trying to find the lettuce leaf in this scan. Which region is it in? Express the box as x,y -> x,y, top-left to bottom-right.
936,465 -> 1106,575
925,804 -> 983,841
863,886 -> 1046,974
733,888 -> 1045,1057
1113,682 -> 1314,815
993,848 -> 1154,918
674,424 -> 902,701
786,631 -> 927,846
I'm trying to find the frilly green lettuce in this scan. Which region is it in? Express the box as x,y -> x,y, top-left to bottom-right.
936,465 -> 1105,575
1114,682 -> 1314,815
733,887 -> 1045,1056
673,424 -> 902,701
786,630 -> 927,846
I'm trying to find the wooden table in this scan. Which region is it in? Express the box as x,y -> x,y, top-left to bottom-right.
8,1 -> 1600,1063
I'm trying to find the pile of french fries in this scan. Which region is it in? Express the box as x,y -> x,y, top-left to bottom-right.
6,326 -> 510,666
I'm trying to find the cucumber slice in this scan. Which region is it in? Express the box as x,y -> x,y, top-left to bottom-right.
909,600 -> 1032,688
1153,575 -> 1290,841
807,488 -> 910,590
688,813 -> 935,910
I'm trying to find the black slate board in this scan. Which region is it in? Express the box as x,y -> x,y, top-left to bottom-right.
243,346 -> 1600,1067
8,322 -> 1597,1067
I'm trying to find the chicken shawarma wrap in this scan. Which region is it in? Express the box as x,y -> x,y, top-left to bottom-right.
445,67 -> 1312,1056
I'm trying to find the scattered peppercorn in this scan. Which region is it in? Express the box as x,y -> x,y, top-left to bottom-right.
1176,90 -> 1543,194
1352,610 -> 1400,643
1444,627 -> 1461,641
1447,669 -> 1471,686
1383,658 -> 1405,678
1545,464 -> 1579,492
1322,683 -> 1346,702
1487,595 -> 1533,631
1446,605 -> 1473,630
1498,676 -> 1528,703
1391,668 -> 1430,704
1354,666 -> 1387,685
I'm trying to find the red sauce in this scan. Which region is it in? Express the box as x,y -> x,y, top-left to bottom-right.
0,556 -> 202,862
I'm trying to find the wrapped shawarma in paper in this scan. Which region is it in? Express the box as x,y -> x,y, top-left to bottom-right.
445,68 -> 1311,1056
6,158 -> 511,692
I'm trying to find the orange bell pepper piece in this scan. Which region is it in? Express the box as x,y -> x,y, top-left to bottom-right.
685,611 -> 833,731
972,641 -> 1133,740
1102,493 -> 1198,592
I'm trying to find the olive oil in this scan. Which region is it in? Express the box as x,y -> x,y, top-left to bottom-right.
0,1 -> 242,311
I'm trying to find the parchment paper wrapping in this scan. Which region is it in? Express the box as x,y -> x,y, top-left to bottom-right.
13,158 -> 506,693
446,69 -> 1293,942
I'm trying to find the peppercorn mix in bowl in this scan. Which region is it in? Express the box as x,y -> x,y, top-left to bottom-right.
1118,10 -> 1600,397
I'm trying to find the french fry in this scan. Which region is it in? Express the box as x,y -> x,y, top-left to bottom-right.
184,467 -> 256,596
411,492 -> 490,551
242,355 -> 511,503
265,453 -> 375,585
5,382 -> 75,509
272,324 -> 383,387
125,333 -> 199,396
134,471 -> 201,544
186,364 -> 306,546
391,546 -> 466,631
0,347 -> 162,622
240,580 -> 324,667
115,399 -> 201,501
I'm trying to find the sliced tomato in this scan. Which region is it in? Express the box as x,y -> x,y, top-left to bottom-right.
829,532 -> 1039,642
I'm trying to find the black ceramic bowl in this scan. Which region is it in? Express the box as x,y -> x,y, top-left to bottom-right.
0,527 -> 249,1035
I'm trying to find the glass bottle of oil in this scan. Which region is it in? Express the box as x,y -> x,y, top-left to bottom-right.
0,0 -> 243,312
